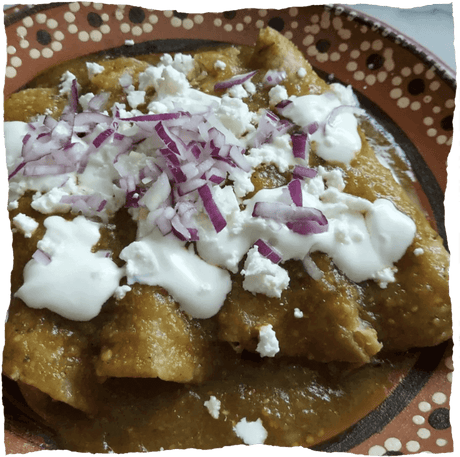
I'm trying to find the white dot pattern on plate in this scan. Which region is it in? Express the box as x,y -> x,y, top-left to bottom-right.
418,401 -> 432,412
406,440 -> 420,452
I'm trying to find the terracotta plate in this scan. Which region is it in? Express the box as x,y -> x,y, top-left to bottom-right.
4,3 -> 455,455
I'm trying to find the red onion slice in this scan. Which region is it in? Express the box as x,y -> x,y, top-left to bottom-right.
253,201 -> 328,236
198,184 -> 227,233
288,179 -> 303,207
292,165 -> 317,180
214,70 -> 258,91
263,70 -> 287,87
32,249 -> 51,266
254,239 -> 282,264
291,133 -> 308,159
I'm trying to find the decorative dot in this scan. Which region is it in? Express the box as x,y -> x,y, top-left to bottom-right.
427,128 -> 437,137
401,67 -> 412,77
100,25 -> 110,34
332,17 -> 343,30
372,39 -> 383,50
132,25 -> 142,36
258,9 -> 268,17
69,2 -> 80,11
244,15 -> 252,24
444,356 -> 453,369
224,24 -> 233,32
425,69 -> 435,80
368,444 -> 386,455
64,12 -> 75,22
412,415 -> 425,425
436,438 -> 448,447
360,40 -> 371,51
87,12 -> 103,28
446,137 -> 453,146
78,31 -> 90,42
289,7 -> 298,16
256,20 -> 264,29
46,19 -> 58,29
129,7 -> 145,23
366,53 -> 384,70
307,45 -> 318,57
447,372 -> 452,382
171,17 -> 181,28
214,18 -> 222,27
5,66 -> 17,78
423,95 -> 433,103
22,17 -> 33,27
338,43 -> 348,52
19,39 -> 29,49
7,45 -> 16,55
413,63 -> 424,75
384,437 -> 402,452
428,407 -> 450,429
406,440 -> 420,453
339,29 -> 351,39
54,31 -> 65,41
408,78 -> 425,95
436,135 -> 448,145
10,56 -> 22,67
417,427 -> 431,439
365,74 -> 376,85
236,23 -> 244,32
68,24 -> 78,34
41,48 -> 53,58
115,9 -> 124,20
346,62 -> 358,72
51,41 -> 62,51
291,21 -> 298,29
445,99 -> 455,109
81,2 -> 91,6
316,53 -> 328,63
120,23 -> 131,33
423,117 -> 434,126
29,48 -> 41,59
316,39 -> 331,53
397,97 -> 410,108
101,14 -> 109,21
36,29 -> 52,45
429,81 -> 441,91
173,11 -> 187,20
360,25 -> 368,33
223,11 -> 237,20
16,26 -> 28,37
303,35 -> 314,46
163,11 -> 173,18
268,17 -> 285,32
284,31 -> 293,40
390,88 -> 402,99
432,392 -> 447,404
350,50 -> 360,59
93,3 -> 103,10
35,14 -> 47,24
310,24 -> 320,34
353,71 -> 365,81
143,23 -> 153,33
150,14 -> 159,24
330,52 -> 340,62
392,76 -> 402,86
311,14 -> 319,24
90,30 -> 102,41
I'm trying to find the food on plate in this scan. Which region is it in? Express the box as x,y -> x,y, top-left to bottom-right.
3,27 -> 451,451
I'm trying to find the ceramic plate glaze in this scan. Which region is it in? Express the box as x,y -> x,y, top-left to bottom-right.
3,3 -> 455,455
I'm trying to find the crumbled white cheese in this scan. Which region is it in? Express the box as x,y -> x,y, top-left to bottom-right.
233,418 -> 268,445
12,213 -> 39,238
59,71 -> 80,95
114,285 -> 132,300
242,247 -> 289,298
297,67 -> 307,78
244,81 -> 257,95
228,84 -> 248,99
86,62 -> 105,79
256,324 -> 280,358
125,39 -> 135,46
79,92 -> 95,110
214,59 -> 226,70
126,90 -> 146,109
268,84 -> 288,106
294,308 -> 304,318
204,396 -> 221,419
414,248 -> 424,256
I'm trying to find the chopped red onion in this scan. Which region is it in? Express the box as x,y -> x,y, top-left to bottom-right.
288,179 -> 303,207
32,249 -> 51,266
198,184 -> 227,233
291,133 -> 308,159
214,70 -> 258,91
292,165 -> 317,180
253,201 -> 328,236
254,239 -> 282,264
263,70 -> 287,87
